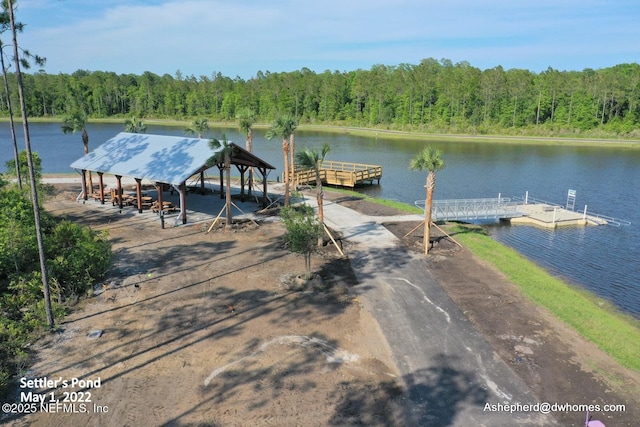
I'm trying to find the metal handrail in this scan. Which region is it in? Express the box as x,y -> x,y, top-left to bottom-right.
584,211 -> 631,227
426,194 -> 632,227
416,197 -> 523,220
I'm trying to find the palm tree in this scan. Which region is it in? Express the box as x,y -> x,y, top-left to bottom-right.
185,117 -> 209,138
208,135 -> 234,228
410,146 -> 445,255
124,116 -> 147,133
296,144 -> 330,245
236,108 -> 255,194
61,111 -> 93,194
7,0 -> 54,328
265,114 -> 297,206
289,132 -> 296,188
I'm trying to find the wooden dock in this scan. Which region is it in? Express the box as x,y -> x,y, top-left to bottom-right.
292,160 -> 382,188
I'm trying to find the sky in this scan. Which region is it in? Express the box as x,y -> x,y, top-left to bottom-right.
10,0 -> 640,79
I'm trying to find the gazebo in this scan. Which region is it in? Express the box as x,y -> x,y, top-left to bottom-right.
70,132 -> 275,224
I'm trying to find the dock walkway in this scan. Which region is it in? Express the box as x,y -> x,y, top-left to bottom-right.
417,194 -> 629,228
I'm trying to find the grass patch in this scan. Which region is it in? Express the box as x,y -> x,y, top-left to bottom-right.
450,224 -> 640,372
324,187 -> 423,214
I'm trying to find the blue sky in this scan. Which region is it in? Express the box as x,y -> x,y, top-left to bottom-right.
12,0 -> 640,79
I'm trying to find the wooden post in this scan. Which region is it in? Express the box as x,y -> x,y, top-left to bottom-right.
97,172 -> 105,204
180,182 -> 187,224
116,175 -> 123,210
261,168 -> 269,208
156,182 -> 164,215
80,169 -> 87,201
135,178 -> 143,213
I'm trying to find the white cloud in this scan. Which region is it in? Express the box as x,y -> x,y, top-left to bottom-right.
13,0 -> 640,78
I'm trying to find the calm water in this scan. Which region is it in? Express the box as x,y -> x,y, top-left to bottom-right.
2,122 -> 639,318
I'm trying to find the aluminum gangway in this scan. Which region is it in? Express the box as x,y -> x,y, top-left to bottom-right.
415,197 -> 523,221
415,193 -> 631,227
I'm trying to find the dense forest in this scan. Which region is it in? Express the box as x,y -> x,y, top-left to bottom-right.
2,58 -> 640,137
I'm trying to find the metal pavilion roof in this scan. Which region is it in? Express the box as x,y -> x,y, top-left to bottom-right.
69,132 -> 218,186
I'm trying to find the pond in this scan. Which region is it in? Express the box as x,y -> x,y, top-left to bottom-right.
2,121 -> 638,318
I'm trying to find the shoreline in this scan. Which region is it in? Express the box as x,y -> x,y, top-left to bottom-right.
319,189 -> 640,370
30,179 -> 640,425
42,174 -> 639,326
6,117 -> 640,148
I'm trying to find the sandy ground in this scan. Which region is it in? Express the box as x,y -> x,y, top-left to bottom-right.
3,182 -> 640,426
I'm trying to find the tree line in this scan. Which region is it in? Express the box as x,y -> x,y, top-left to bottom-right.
3,59 -> 640,137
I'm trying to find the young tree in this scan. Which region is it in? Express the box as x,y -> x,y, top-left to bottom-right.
207,135 -> 234,228
4,150 -> 47,195
295,144 -> 330,245
280,204 -> 322,280
185,117 -> 209,138
61,110 -> 93,194
410,146 -> 445,255
7,0 -> 54,328
265,114 -> 297,206
124,116 -> 147,133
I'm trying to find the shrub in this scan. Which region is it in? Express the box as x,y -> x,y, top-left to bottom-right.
46,221 -> 111,297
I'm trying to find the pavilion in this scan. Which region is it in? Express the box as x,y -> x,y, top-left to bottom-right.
69,132 -> 275,224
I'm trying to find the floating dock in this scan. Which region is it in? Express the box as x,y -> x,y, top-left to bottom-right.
292,160 -> 382,188
507,203 -> 607,228
418,193 -> 630,229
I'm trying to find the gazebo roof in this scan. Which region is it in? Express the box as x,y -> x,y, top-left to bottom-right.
70,132 -> 275,186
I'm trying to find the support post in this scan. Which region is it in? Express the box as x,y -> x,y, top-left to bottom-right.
180,182 -> 187,224
135,178 -> 143,213
116,175 -> 123,210
80,169 -> 87,202
97,172 -> 105,204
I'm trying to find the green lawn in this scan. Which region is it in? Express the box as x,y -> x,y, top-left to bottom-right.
450,224 -> 640,372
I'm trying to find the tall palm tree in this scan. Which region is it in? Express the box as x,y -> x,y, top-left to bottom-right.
236,108 -> 255,194
61,111 -> 93,194
296,144 -> 330,246
410,146 -> 445,255
124,116 -> 147,133
7,0 -> 54,328
265,114 -> 297,206
208,135 -> 234,228
289,132 -> 296,188
185,117 -> 209,138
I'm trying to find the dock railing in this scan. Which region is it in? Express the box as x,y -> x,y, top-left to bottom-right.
416,197 -> 522,221
512,194 -> 630,226
291,161 -> 382,188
